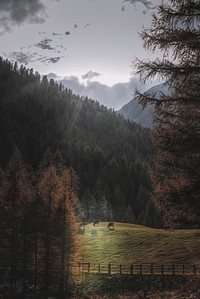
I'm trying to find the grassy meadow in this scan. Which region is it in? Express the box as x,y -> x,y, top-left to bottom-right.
78,222 -> 200,266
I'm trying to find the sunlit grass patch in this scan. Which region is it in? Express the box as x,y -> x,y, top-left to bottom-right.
79,222 -> 200,265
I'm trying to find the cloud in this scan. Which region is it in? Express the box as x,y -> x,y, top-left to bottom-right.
7,50 -> 65,65
52,32 -> 62,36
82,70 -> 102,80
47,72 -> 58,79
47,73 -> 143,110
84,23 -> 91,28
0,0 -> 46,35
8,51 -> 36,65
59,75 -> 85,95
65,31 -> 70,35
35,38 -> 55,50
122,0 -> 156,10
83,79 -> 139,109
37,55 -> 65,64
45,56 -> 64,64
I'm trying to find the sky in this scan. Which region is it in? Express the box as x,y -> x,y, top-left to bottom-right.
0,0 -> 162,109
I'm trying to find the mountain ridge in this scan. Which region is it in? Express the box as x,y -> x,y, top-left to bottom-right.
118,83 -> 169,128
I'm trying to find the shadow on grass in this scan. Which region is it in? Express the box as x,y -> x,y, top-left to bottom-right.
74,273 -> 200,298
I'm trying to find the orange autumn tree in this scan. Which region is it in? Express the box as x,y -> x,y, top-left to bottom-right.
0,147 -> 34,290
37,150 -> 81,293
0,148 -> 81,294
59,167 -> 81,292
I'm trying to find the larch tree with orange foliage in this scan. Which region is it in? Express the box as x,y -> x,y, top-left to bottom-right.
38,150 -> 81,294
59,167 -> 81,293
3,147 -> 34,290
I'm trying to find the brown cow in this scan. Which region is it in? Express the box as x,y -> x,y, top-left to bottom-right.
93,220 -> 99,226
107,222 -> 114,230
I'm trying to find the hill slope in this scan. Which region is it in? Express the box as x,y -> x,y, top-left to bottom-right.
0,57 -> 158,226
118,83 -> 169,128
80,222 -> 200,265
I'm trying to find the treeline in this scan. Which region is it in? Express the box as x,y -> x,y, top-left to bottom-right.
0,147 -> 80,293
0,57 -> 161,226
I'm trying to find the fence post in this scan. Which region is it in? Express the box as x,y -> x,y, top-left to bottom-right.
98,262 -> 101,273
140,264 -> 142,275
78,262 -> 81,274
130,264 -> 133,275
88,262 -> 90,273
183,264 -> 185,275
161,264 -> 164,275
172,264 -> 175,275
193,264 -> 196,275
108,263 -> 111,274
120,264 -> 122,275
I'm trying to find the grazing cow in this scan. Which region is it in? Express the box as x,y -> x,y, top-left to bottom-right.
107,222 -> 114,230
93,220 -> 99,226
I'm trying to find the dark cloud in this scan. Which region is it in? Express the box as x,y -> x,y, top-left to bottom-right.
82,70 -> 102,80
7,50 -> 65,66
48,57 -> 64,64
35,39 -> 55,50
41,56 -> 65,64
52,32 -> 62,36
0,0 -> 46,35
122,0 -> 156,10
8,51 -> 36,65
84,23 -> 91,28
65,31 -> 70,35
74,24 -> 78,29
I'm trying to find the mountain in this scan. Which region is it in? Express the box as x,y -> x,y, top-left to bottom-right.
0,57 -> 162,227
118,83 -> 169,128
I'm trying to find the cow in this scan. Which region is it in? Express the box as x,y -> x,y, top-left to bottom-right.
107,222 -> 114,230
93,220 -> 99,226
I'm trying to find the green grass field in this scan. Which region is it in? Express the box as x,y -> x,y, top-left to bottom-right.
79,222 -> 200,265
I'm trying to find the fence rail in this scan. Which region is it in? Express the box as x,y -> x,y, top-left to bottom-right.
70,262 -> 200,276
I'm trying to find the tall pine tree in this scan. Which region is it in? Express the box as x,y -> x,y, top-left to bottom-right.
135,0 -> 200,227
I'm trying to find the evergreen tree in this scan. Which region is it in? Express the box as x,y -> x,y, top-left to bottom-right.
125,204 -> 135,223
135,0 -> 200,227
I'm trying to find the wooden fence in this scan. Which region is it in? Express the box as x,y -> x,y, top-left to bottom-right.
71,262 -> 200,276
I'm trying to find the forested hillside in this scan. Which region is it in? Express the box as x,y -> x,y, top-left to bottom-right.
0,57 -> 160,226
